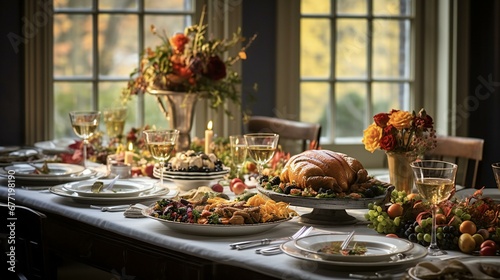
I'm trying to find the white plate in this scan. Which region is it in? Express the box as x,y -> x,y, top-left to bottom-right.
62,180 -> 154,197
294,234 -> 414,262
34,138 -> 75,154
0,167 -> 102,186
164,177 -> 223,191
142,206 -> 291,236
455,188 -> 500,202
407,257 -> 500,280
50,184 -> 178,204
159,172 -> 228,180
282,239 -> 427,267
159,167 -> 230,177
1,163 -> 85,177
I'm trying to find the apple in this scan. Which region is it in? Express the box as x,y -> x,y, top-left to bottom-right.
232,182 -> 246,195
230,178 -> 243,192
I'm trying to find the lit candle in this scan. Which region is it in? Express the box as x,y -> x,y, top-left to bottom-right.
205,120 -> 213,154
124,142 -> 135,165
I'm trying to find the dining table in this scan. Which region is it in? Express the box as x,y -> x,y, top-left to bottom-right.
0,171 -> 479,280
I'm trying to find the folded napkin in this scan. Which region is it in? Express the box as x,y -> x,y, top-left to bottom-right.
123,204 -> 149,218
414,259 -> 498,279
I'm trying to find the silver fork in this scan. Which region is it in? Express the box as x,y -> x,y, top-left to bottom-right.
256,226 -> 313,255
231,226 -> 309,250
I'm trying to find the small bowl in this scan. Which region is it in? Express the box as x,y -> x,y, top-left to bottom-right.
165,177 -> 222,191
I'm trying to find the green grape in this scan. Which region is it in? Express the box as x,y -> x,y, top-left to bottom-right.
455,208 -> 463,217
377,215 -> 384,222
417,232 -> 424,241
368,210 -> 378,218
437,232 -> 444,240
437,227 -> 443,233
420,220 -> 427,228
376,224 -> 385,233
376,206 -> 383,213
461,213 -> 471,221
364,213 -> 370,220
424,233 -> 431,243
415,225 -> 423,233
394,216 -> 401,227
368,202 -> 374,210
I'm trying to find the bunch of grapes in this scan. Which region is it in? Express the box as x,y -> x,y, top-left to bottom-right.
365,202 -> 400,234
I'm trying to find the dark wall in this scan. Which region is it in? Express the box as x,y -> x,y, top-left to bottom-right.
0,1 -> 24,145
242,0 -> 276,118
468,0 -> 500,188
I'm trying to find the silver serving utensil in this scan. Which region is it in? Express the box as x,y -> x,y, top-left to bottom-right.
90,204 -> 131,212
230,226 -> 308,250
257,226 -> 313,255
341,230 -> 356,251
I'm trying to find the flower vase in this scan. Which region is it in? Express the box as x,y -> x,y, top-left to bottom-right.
386,152 -> 417,194
148,89 -> 204,151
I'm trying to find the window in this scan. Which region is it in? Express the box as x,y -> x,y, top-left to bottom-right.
52,0 -> 198,139
299,0 -> 413,144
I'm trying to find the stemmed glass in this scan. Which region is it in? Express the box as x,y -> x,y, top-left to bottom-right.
103,107 -> 127,145
410,160 -> 457,256
69,111 -> 101,168
229,135 -> 247,178
143,129 -> 179,188
244,133 -> 279,178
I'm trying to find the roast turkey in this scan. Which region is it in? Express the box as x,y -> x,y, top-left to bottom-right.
279,150 -> 369,192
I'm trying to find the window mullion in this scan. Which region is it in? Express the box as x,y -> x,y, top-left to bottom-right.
366,0 -> 373,127
330,0 -> 337,142
92,0 -> 99,110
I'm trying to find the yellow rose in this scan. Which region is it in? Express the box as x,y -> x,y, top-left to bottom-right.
362,122 -> 382,153
388,110 -> 413,130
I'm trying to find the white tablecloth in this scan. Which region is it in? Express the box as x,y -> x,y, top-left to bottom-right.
0,179 -> 468,280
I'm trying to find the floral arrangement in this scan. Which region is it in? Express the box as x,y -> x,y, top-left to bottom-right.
122,7 -> 257,116
362,108 -> 437,157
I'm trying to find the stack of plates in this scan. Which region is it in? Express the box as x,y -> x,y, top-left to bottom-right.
50,179 -> 178,203
153,166 -> 230,191
281,233 -> 427,267
0,163 -> 103,186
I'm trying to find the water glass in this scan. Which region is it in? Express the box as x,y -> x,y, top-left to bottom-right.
229,135 -> 247,177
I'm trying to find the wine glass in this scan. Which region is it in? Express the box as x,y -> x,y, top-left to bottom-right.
143,129 -> 179,188
229,135 -> 247,178
244,133 -> 279,178
103,107 -> 127,145
410,160 -> 457,256
69,111 -> 101,168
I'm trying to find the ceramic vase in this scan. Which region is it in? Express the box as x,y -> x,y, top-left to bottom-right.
386,152 -> 417,194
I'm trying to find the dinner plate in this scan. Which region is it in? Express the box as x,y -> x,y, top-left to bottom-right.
1,163 -> 85,177
142,207 -> 292,236
0,148 -> 46,166
50,183 -> 178,204
455,188 -> 500,203
0,167 -> 103,186
62,179 -> 155,197
281,239 -> 427,267
407,257 -> 500,280
34,138 -> 75,154
294,234 -> 414,262
159,167 -> 230,177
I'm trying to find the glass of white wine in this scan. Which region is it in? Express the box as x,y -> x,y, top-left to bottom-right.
69,111 -> 101,168
229,135 -> 247,178
410,160 -> 457,256
244,133 -> 279,178
143,129 -> 179,188
103,107 -> 127,145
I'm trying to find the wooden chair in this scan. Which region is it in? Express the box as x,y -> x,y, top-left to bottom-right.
0,203 -> 54,280
425,136 -> 485,188
246,116 -> 321,154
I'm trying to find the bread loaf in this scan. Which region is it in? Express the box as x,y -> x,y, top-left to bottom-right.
280,150 -> 368,192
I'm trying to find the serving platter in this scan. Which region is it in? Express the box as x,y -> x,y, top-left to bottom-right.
158,167 -> 230,177
62,179 -> 154,197
294,234 -> 414,262
281,239 -> 427,267
50,183 -> 177,204
257,184 -> 394,225
142,206 -> 292,236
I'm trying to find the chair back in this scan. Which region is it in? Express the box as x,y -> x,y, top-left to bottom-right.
246,116 -> 321,153
0,203 -> 52,280
425,136 -> 484,188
